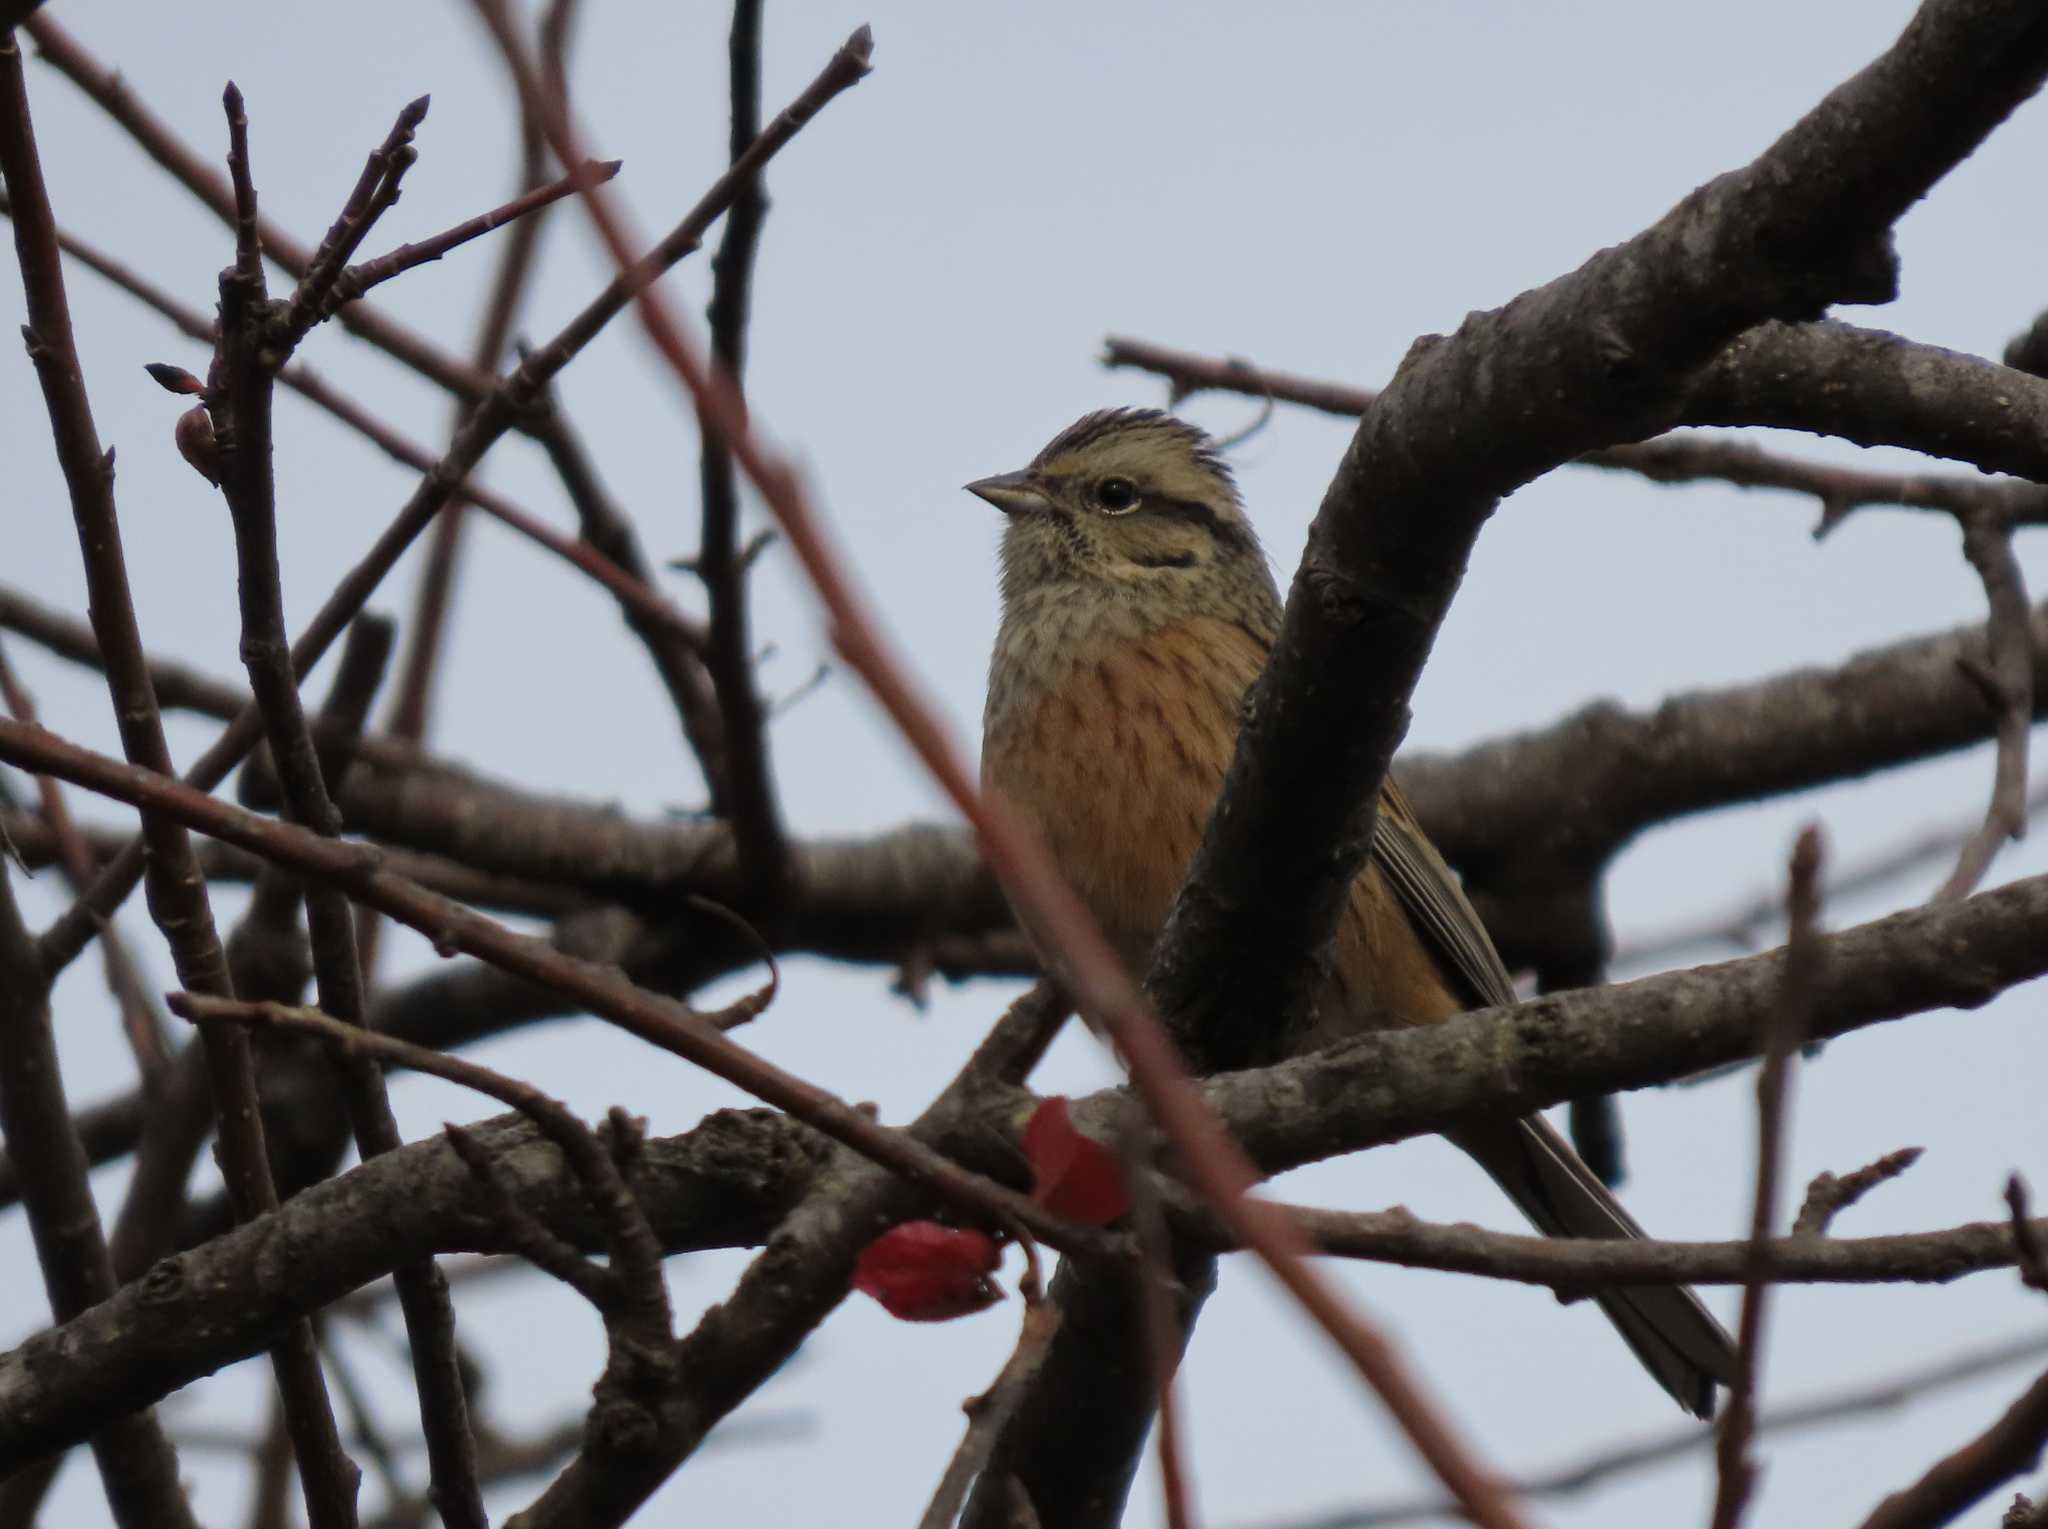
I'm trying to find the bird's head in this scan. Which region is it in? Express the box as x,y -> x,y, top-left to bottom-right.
965,408 -> 1265,605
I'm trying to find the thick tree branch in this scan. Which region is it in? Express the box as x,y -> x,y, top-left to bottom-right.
1106,326 -> 2048,531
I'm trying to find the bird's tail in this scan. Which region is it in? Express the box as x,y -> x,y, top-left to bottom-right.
1450,1115 -> 1736,1419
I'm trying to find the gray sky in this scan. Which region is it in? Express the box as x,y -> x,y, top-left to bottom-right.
5,2 -> 2048,1525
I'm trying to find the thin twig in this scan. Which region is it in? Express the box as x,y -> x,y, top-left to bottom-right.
321,1336 -> 410,1514
916,1290 -> 1061,1529
442,1124 -> 612,1305
1267,1203 -> 2048,1288
2008,1177 -> 2048,1295
1711,826 -> 1824,1529
1133,1149 -> 1196,1529
223,82 -> 260,284
323,157 -> 618,316
1793,1147 -> 1925,1237
280,93 -> 430,342
693,0 -> 793,915
1938,510 -> 2033,899
381,1 -> 562,749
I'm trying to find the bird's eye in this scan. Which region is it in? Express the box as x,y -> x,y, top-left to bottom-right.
1093,477 -> 1139,514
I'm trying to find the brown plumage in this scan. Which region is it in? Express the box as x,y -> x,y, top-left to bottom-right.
970,408 -> 1735,1418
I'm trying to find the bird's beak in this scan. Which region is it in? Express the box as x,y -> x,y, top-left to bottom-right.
963,470 -> 1050,517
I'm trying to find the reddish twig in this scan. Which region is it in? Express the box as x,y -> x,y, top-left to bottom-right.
1711,826 -> 1824,1529
1134,1163 -> 1196,1529
471,9 -> 1525,1523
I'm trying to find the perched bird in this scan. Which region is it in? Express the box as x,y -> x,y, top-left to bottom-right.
968,407 -> 1736,1417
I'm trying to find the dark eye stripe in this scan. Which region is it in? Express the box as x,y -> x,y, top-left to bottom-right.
1146,494 -> 1252,553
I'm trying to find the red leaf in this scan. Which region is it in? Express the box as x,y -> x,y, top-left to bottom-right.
852,1221 -> 1004,1322
1023,1096 -> 1131,1226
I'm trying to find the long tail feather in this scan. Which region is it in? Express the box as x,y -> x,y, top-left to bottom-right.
1452,1116 -> 1736,1419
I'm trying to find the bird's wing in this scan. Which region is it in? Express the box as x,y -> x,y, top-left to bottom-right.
1370,778 -> 1519,1011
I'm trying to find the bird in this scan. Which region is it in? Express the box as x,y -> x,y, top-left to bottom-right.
967,406 -> 1736,1418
